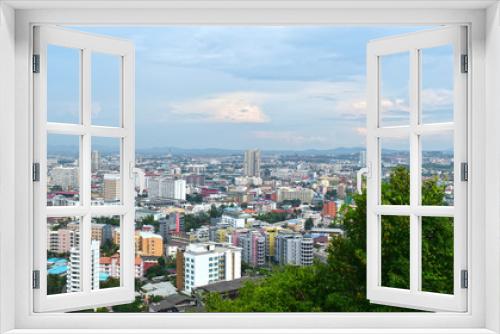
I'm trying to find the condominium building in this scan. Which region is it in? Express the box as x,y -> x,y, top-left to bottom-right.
103,174 -> 120,202
238,230 -> 266,267
47,228 -> 79,254
91,223 -> 113,246
183,242 -> 241,293
276,187 -> 315,204
244,149 -> 261,177
100,254 -> 144,279
67,240 -> 100,292
322,200 -> 337,218
274,232 -> 313,266
137,231 -> 163,257
91,150 -> 100,173
262,226 -> 281,260
148,177 -> 186,200
49,166 -> 79,191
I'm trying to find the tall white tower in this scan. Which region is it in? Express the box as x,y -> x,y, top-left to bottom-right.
67,240 -> 100,292
244,149 -> 261,177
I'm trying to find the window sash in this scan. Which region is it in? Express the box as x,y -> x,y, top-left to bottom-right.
32,25 -> 136,313
366,26 -> 468,312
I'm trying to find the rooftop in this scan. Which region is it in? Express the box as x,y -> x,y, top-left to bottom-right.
194,276 -> 262,294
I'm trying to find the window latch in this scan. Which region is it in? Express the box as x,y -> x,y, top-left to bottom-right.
32,54 -> 40,73
461,54 -> 468,74
461,162 -> 468,182
33,162 -> 40,182
461,269 -> 468,289
33,270 -> 40,289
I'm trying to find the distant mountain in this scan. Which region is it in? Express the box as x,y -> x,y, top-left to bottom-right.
135,146 -> 366,157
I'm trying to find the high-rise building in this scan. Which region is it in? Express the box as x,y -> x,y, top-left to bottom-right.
359,150 -> 367,167
103,174 -> 120,202
91,150 -> 100,173
244,149 -> 261,177
148,177 -> 186,200
183,242 -> 241,293
49,166 -> 79,191
239,230 -> 266,267
262,226 -> 281,260
67,240 -> 100,292
322,200 -> 337,218
275,232 -> 313,266
91,223 -> 113,246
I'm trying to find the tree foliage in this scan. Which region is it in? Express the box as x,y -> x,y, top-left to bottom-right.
204,166 -> 453,312
304,218 -> 314,231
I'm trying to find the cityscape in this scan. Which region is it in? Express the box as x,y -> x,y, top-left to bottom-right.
43,26 -> 455,312
45,145 -> 454,312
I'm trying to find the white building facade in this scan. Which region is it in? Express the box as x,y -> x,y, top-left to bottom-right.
183,242 -> 241,293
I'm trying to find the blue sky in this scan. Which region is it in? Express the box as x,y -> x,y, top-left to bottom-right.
48,26 -> 454,151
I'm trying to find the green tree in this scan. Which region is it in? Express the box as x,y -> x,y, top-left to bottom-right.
112,297 -> 145,312
100,277 -> 120,289
100,239 -> 119,257
186,193 -> 203,204
47,274 -> 66,295
204,165 -> 453,312
304,218 -> 314,231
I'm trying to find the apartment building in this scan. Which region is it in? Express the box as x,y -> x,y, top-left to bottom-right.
67,240 -> 100,292
275,232 -> 313,266
183,242 -> 241,293
238,230 -> 266,267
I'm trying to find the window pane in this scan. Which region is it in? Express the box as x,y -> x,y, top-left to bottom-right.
380,136 -> 410,205
420,45 -> 454,124
91,137 -> 121,205
379,52 -> 410,127
421,132 -> 454,206
47,45 -> 81,124
381,215 -> 410,289
92,53 -> 122,127
47,134 -> 80,206
92,215 -> 121,290
47,216 -> 81,294
421,216 -> 454,294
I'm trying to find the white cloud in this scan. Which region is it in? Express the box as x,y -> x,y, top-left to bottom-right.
421,89 -> 453,110
166,92 -> 270,124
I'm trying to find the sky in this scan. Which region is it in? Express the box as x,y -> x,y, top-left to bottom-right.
47,26 -> 454,151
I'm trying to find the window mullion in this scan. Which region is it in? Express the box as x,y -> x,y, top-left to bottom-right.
409,48 -> 421,292
81,48 -> 92,293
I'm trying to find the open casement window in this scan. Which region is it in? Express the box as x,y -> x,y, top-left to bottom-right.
366,26 -> 468,312
33,26 -> 135,312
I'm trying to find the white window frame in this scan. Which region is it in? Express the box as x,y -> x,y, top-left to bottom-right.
32,25 -> 136,312
366,26 -> 468,312
0,1 -> 498,333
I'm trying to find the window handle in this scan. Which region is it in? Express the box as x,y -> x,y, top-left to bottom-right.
357,165 -> 370,194
129,162 -> 145,195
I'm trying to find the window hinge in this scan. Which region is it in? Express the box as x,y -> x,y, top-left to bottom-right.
32,162 -> 40,182
32,270 -> 40,289
461,54 -> 468,73
461,162 -> 468,182
461,269 -> 468,289
32,54 -> 40,73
